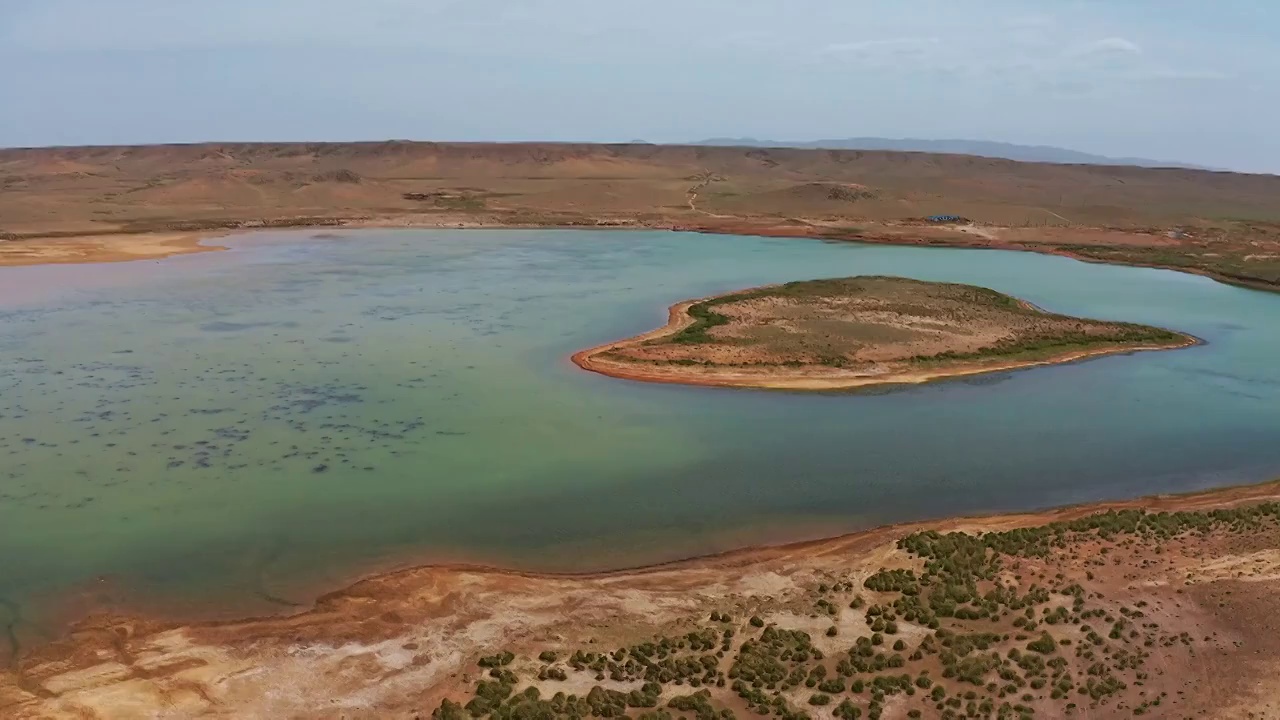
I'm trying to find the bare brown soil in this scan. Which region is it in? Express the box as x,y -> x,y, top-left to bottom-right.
0,231 -> 223,266
573,278 -> 1196,390
4,482 -> 1280,719
3,142 -> 1280,289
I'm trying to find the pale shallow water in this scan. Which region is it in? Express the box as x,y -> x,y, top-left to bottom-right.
3,229 -> 1280,638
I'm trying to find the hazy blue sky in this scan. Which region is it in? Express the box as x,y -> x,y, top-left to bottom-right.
2,1 -> 1277,172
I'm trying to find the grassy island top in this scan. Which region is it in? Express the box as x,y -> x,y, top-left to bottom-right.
575,276 -> 1195,389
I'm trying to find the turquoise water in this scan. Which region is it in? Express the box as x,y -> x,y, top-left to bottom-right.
3,229 -> 1280,637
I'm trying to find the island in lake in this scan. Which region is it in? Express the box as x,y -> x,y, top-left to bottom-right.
573,276 -> 1197,390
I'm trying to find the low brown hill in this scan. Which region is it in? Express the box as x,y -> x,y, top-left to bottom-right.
2,141 -> 1279,288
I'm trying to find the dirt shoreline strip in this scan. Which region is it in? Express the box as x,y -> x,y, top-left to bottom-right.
0,231 -> 229,267
2,218 -> 1278,296
6,478 -> 1280,718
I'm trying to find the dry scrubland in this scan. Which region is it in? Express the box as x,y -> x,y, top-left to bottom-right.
577,277 -> 1193,389
2,142 -> 1280,289
4,142 -> 1280,718
6,483 -> 1280,719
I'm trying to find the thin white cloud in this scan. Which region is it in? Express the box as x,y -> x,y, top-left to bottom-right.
1001,14 -> 1055,30
1073,37 -> 1143,56
817,37 -> 945,71
1131,68 -> 1230,82
821,37 -> 941,55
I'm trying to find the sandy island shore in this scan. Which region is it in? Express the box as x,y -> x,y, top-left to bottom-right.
571,290 -> 1201,391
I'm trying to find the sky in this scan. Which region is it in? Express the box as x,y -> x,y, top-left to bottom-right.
1,0 -> 1277,173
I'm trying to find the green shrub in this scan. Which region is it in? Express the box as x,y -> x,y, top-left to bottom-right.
478,651 -> 516,668
1027,632 -> 1057,655
433,699 -> 467,720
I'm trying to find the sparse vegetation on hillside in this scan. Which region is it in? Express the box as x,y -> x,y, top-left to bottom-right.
3,142 -> 1280,292
431,500 -> 1280,720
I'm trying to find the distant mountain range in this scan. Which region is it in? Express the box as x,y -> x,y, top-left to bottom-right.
692,137 -> 1209,170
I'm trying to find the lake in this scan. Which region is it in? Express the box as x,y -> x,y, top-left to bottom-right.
3,229 -> 1280,643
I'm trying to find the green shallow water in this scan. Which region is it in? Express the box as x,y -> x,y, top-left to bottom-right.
2,229 -> 1280,637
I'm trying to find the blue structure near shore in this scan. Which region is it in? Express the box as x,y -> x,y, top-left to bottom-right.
927,214 -> 964,222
